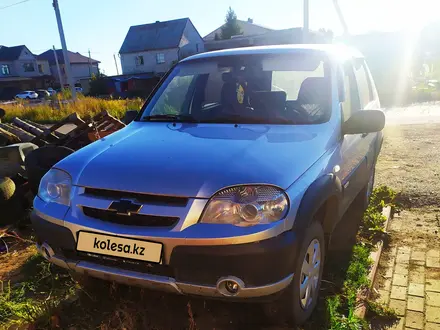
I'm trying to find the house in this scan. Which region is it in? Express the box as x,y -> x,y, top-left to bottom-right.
37,49 -> 100,89
119,18 -> 204,75
0,45 -> 52,99
203,18 -> 273,41
203,18 -> 304,51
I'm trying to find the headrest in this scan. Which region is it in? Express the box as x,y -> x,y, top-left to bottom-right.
250,91 -> 287,112
297,77 -> 330,103
222,72 -> 235,83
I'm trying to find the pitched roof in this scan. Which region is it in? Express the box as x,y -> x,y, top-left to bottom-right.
203,19 -> 273,41
119,18 -> 190,53
37,49 -> 100,65
0,45 -> 28,61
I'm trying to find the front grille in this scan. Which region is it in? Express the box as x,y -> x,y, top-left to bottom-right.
62,249 -> 174,277
83,207 -> 179,227
83,187 -> 188,207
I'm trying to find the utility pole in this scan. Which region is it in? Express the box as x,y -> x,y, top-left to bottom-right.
303,0 -> 309,43
88,49 -> 92,77
52,45 -> 63,87
52,0 -> 76,100
113,54 -> 120,75
332,0 -> 349,37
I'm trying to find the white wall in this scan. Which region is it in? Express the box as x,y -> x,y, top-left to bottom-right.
50,63 -> 99,84
13,47 -> 41,77
71,63 -> 99,80
36,60 -> 51,75
179,20 -> 205,59
120,48 -> 178,75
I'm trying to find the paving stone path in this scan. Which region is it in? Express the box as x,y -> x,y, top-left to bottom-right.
374,210 -> 440,329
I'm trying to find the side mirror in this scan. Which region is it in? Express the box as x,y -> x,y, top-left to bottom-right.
122,109 -> 139,125
342,110 -> 385,135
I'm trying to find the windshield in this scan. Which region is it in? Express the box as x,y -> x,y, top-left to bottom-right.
139,53 -> 331,124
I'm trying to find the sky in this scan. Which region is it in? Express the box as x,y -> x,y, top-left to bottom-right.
0,0 -> 438,75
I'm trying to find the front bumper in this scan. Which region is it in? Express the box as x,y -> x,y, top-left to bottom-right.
31,210 -> 297,299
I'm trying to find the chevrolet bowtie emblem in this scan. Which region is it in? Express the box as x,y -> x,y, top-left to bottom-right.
108,200 -> 142,216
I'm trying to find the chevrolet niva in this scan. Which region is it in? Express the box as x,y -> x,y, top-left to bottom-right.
31,45 -> 385,324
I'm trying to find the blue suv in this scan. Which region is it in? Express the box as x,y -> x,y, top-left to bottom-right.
31,45 -> 385,324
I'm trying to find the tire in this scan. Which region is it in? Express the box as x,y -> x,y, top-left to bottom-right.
26,96 -> 30,100
25,146 -> 74,195
0,177 -> 16,202
281,221 -> 325,325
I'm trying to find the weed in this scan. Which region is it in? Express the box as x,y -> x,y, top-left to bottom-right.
1,97 -> 144,123
360,185 -> 396,242
365,300 -> 396,318
326,294 -> 367,330
326,186 -> 398,329
0,254 -> 76,328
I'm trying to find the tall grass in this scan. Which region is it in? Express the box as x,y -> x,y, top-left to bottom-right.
1,97 -> 144,123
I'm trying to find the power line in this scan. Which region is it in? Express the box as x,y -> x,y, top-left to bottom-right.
0,0 -> 30,10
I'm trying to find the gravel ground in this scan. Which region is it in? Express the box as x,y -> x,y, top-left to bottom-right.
376,123 -> 440,208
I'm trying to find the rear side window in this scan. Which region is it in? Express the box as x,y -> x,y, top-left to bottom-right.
353,59 -> 373,109
341,63 -> 360,121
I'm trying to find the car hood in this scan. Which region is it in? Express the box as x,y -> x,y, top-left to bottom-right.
55,121 -> 335,198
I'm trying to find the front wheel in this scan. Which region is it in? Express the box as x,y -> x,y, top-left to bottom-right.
281,221 -> 325,325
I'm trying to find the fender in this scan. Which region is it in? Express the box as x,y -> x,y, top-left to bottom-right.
292,173 -> 343,236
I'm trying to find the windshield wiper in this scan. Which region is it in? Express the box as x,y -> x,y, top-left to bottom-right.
202,114 -> 293,124
141,114 -> 199,122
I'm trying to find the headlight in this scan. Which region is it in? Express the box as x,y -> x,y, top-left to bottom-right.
200,185 -> 289,227
38,169 -> 72,206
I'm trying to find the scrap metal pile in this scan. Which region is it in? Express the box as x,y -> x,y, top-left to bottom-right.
0,110 -> 127,225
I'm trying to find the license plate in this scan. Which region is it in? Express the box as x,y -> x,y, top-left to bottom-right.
76,231 -> 162,263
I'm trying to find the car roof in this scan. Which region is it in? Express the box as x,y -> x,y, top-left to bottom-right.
181,44 -> 364,63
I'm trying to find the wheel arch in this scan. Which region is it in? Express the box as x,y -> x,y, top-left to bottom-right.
293,173 -> 343,237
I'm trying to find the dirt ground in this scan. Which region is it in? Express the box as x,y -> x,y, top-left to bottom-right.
2,109 -> 440,329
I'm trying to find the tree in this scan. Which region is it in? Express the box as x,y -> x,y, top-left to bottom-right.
89,72 -> 108,96
220,7 -> 242,40
317,28 -> 334,43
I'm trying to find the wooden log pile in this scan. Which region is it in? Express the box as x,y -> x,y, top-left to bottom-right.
0,111 -> 126,150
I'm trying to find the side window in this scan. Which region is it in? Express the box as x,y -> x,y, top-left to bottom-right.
150,75 -> 194,115
135,56 -> 144,66
341,63 -> 360,121
201,71 -> 225,110
353,59 -> 373,109
271,62 -> 325,100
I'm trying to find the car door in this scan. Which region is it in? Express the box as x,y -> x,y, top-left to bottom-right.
337,59 -> 369,213
352,58 -> 382,172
